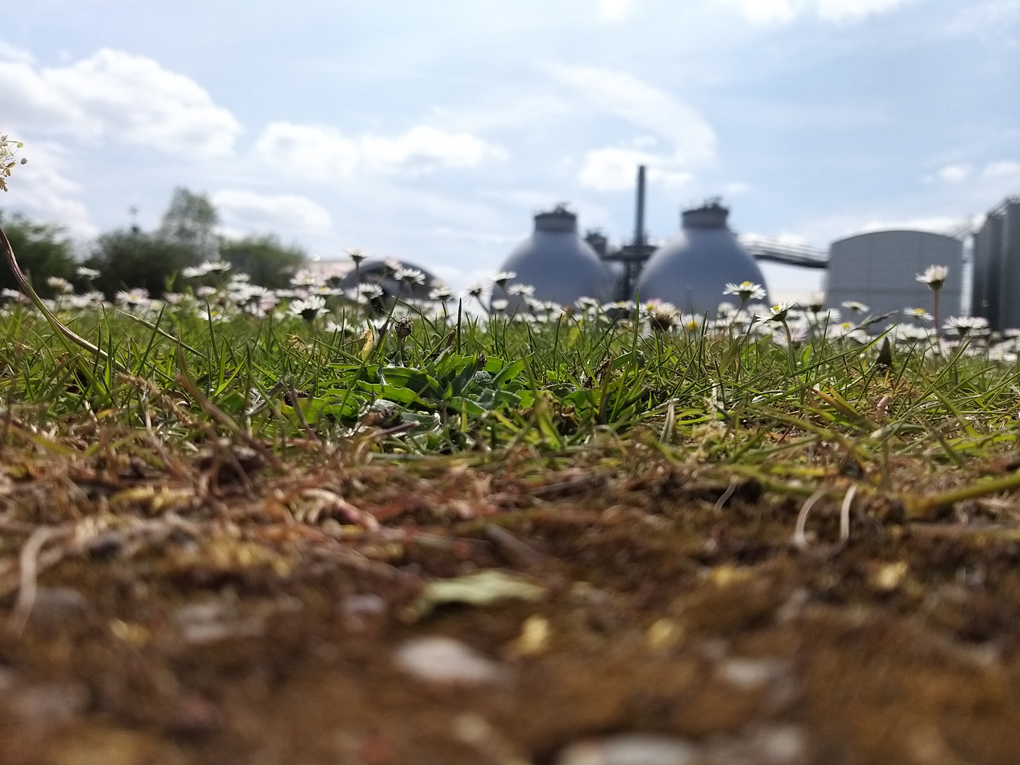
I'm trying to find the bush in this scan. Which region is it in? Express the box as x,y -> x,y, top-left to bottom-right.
83,229 -> 200,300
219,235 -> 307,289
0,211 -> 76,299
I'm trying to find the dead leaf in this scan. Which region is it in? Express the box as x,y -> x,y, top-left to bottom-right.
406,570 -> 546,621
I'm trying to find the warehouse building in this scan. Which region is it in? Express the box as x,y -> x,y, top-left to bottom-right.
825,230 -> 964,319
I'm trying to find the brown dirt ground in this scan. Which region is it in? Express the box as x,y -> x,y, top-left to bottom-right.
2,440 -> 1020,764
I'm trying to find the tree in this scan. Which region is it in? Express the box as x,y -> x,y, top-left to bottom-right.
0,211 -> 76,298
158,187 -> 218,259
84,229 -> 199,299
219,235 -> 307,289
81,188 -> 222,298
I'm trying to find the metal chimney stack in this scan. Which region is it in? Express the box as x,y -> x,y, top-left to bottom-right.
634,165 -> 646,248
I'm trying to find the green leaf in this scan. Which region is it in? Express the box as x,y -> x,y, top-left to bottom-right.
493,359 -> 526,388
380,367 -> 440,396
358,381 -> 432,407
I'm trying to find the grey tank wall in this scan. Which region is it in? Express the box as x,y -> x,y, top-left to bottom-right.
996,204 -> 1020,330
635,228 -> 769,314
971,201 -> 1020,331
497,230 -> 611,309
825,230 -> 963,319
971,217 -> 1000,327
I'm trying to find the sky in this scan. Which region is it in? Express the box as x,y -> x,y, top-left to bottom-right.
1,0 -> 1019,300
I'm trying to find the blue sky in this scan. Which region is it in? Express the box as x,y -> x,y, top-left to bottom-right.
1,0 -> 1018,299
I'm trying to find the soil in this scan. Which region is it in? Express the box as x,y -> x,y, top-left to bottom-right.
3,440 -> 1020,764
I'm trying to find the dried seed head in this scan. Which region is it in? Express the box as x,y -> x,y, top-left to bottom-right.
396,316 -> 414,339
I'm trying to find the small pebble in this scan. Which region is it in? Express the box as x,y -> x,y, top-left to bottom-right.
395,636 -> 503,685
173,600 -> 264,645
25,588 -> 92,632
717,657 -> 787,691
13,683 -> 90,730
702,725 -> 808,765
344,594 -> 387,616
556,734 -> 698,765
342,594 -> 389,635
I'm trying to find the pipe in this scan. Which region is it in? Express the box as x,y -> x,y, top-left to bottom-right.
634,165 -> 646,247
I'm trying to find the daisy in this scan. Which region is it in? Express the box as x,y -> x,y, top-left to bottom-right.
842,300 -> 869,315
916,265 -> 949,334
288,294 -> 326,321
492,271 -> 517,289
768,302 -> 795,322
916,265 -> 948,290
76,266 -> 100,280
394,267 -> 426,286
429,284 -> 455,302
508,283 -> 535,297
723,281 -> 766,309
943,315 -> 989,337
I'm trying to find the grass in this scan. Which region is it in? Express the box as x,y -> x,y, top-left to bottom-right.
8,253 -> 1020,762
2,259 -> 1020,527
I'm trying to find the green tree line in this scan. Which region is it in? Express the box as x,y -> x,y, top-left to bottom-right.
1,187 -> 307,299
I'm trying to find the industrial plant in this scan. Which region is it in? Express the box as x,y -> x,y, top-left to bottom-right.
492,167 -> 773,314
337,165 -> 1020,327
492,170 -> 1020,325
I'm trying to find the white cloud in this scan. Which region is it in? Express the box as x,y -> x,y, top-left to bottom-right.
255,123 -> 359,180
779,211 -> 973,250
947,1 -> 1020,37
255,122 -> 507,180
211,190 -> 333,235
431,227 -> 520,245
857,215 -> 967,235
718,0 -> 799,24
922,159 -> 1020,191
599,0 -> 636,22
360,125 -> 507,174
547,64 -> 716,165
578,146 -> 693,191
0,41 -> 35,65
3,142 -> 96,238
546,64 -> 716,191
432,93 -> 574,134
0,48 -> 240,158
983,160 -> 1020,180
936,163 -> 972,183
482,189 -> 567,210
714,0 -> 917,24
724,181 -> 753,196
579,147 -> 659,191
817,0 -> 915,22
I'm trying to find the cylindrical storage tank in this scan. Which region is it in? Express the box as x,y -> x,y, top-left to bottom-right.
494,207 -> 612,310
635,202 -> 768,314
825,230 -> 964,321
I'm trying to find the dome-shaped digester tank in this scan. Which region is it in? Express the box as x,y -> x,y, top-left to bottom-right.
494,207 -> 612,311
636,202 -> 769,314
336,257 -> 438,302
